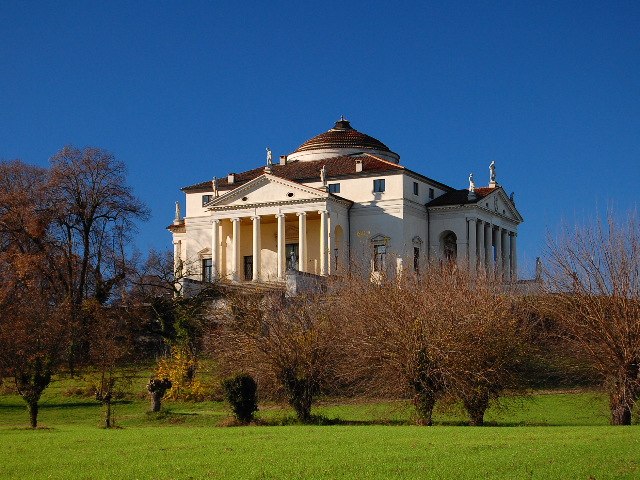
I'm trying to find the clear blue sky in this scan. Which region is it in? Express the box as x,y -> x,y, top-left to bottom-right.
2,1 -> 638,276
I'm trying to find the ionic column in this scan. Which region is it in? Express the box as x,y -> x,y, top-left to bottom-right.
319,210 -> 329,276
231,217 -> 241,282
485,223 -> 493,272
467,218 -> 477,274
251,215 -> 261,282
477,221 -> 485,272
494,227 -> 502,278
276,213 -> 286,280
510,233 -> 518,281
501,229 -> 509,280
297,212 -> 307,273
211,219 -> 220,279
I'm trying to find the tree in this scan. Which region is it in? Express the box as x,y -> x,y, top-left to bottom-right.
336,267 -> 531,426
544,210 -> 640,425
0,160 -> 69,428
211,294 -> 343,422
48,146 -> 148,369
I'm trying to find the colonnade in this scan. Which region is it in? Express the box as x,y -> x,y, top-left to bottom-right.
211,209 -> 331,282
467,218 -> 517,280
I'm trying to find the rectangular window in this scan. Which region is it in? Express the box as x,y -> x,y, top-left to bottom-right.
413,182 -> 419,196
202,194 -> 213,206
428,188 -> 434,200
328,183 -> 340,194
202,258 -> 212,282
373,244 -> 386,272
373,179 -> 385,193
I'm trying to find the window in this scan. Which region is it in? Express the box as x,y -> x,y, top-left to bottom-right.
373,244 -> 386,272
373,179 -> 385,193
202,258 -> 212,282
414,247 -> 420,274
202,194 -> 213,206
428,188 -> 434,200
328,183 -> 340,194
413,182 -> 419,196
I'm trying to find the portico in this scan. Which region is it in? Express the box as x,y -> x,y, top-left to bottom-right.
205,173 -> 351,282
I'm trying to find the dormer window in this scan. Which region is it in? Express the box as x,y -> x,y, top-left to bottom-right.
202,195 -> 213,206
373,179 -> 385,193
328,183 -> 340,194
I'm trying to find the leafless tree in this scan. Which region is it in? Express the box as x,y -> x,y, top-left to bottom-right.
543,210 -> 640,425
210,293 -> 344,422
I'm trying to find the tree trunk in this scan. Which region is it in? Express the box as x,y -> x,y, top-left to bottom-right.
104,394 -> 112,428
28,401 -> 39,429
151,393 -> 162,412
463,391 -> 489,427
610,392 -> 633,426
413,392 -> 435,426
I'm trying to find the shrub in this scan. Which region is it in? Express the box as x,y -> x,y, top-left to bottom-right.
222,374 -> 258,423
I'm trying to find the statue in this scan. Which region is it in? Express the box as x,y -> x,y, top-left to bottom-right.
174,201 -> 182,224
489,161 -> 496,184
509,191 -> 515,204
468,172 -> 475,192
212,177 -> 219,197
266,147 -> 273,166
320,165 -> 327,186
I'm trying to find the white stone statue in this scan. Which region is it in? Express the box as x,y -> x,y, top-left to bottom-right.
266,147 -> 273,166
212,177 -> 219,197
174,201 -> 182,223
468,172 -> 475,192
320,165 -> 327,186
489,161 -> 496,184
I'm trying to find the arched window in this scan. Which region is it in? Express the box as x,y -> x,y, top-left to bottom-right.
440,231 -> 457,262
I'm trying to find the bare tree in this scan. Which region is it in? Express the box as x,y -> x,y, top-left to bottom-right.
544,210 -> 640,425
210,293 -> 343,422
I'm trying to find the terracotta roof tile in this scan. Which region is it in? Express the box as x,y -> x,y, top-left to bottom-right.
294,120 -> 391,153
182,154 -> 403,192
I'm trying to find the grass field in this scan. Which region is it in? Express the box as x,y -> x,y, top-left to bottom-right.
1,374 -> 638,479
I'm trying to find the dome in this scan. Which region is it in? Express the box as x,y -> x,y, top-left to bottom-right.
287,118 -> 400,163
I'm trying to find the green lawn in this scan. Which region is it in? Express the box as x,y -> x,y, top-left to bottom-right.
0,375 -> 638,479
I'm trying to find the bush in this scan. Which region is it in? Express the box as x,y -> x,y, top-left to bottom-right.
222,374 -> 258,423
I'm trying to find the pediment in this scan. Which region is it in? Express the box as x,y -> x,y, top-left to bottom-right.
207,174 -> 329,208
481,188 -> 523,223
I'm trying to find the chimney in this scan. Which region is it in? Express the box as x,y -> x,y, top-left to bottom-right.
228,173 -> 235,184
355,159 -> 363,173
279,155 -> 287,166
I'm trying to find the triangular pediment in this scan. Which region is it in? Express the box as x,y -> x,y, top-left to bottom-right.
480,187 -> 523,223
207,174 -> 329,208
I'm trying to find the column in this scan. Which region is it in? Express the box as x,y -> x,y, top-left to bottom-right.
485,223 -> 493,272
510,233 -> 518,281
251,215 -> 261,282
477,221 -> 485,273
326,213 -> 332,276
319,210 -> 329,276
494,227 -> 502,278
297,212 -> 307,273
276,213 -> 286,280
467,218 -> 477,274
173,240 -> 181,275
501,229 -> 509,280
231,217 -> 241,281
211,219 -> 220,279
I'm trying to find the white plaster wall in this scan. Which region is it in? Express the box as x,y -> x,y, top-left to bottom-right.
306,172 -> 404,204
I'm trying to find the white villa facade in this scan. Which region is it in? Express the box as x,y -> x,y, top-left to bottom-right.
169,118 -> 523,286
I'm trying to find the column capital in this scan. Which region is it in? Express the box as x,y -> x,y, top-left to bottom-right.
275,213 -> 286,219
212,218 -> 221,225
231,217 -> 241,223
251,215 -> 261,221
318,209 -> 329,216
296,211 -> 307,217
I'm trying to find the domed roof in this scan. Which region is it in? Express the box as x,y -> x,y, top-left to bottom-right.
293,118 -> 391,153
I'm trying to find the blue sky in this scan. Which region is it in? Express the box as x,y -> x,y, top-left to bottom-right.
1,1 -> 638,276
